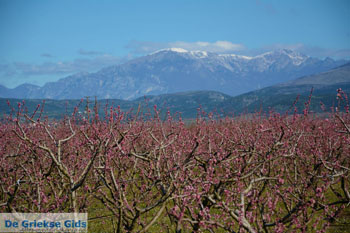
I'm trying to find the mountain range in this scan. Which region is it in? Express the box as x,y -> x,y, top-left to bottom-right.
2,62 -> 349,119
0,48 -> 347,100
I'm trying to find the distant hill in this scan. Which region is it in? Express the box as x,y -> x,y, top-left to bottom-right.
0,91 -> 229,119
283,62 -> 350,86
0,49 -> 347,100
221,63 -> 350,114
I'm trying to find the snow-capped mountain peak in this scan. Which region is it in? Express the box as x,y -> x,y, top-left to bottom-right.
150,48 -> 212,59
151,48 -> 188,54
257,49 -> 307,58
150,48 -> 309,65
255,49 -> 309,66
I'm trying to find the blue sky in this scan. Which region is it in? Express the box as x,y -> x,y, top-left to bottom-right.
0,0 -> 349,88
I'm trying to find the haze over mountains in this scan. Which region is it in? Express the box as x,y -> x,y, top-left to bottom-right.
0,49 -> 347,100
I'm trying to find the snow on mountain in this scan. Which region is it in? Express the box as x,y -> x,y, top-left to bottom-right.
148,48 -> 311,72
219,54 -> 253,60
151,48 -> 188,54
255,49 -> 308,66
2,49 -> 348,100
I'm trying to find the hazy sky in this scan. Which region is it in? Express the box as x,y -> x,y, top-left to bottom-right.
0,0 -> 349,87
